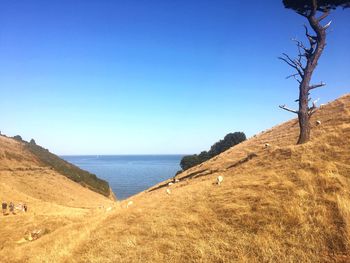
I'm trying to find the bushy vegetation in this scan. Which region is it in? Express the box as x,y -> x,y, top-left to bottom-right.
24,142 -> 111,197
13,135 -> 23,142
180,132 -> 246,171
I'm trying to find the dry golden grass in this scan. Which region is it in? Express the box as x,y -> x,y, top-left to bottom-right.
0,136 -> 116,262
1,94 -> 350,262
0,136 -> 41,169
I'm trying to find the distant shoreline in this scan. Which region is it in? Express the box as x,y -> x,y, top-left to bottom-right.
62,155 -> 183,200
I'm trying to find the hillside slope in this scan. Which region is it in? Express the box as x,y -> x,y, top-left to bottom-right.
0,137 -> 113,198
71,94 -> 350,263
1,94 -> 349,262
0,135 -> 116,261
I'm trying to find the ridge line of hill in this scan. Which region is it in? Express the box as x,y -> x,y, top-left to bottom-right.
0,134 -> 116,200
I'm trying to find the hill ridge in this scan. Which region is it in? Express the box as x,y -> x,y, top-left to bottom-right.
0,134 -> 115,199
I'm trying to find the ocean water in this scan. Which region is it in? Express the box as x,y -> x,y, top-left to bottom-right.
61,155 -> 183,200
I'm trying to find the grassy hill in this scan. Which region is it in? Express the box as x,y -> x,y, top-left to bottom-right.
0,135 -> 116,262
1,136 -> 113,198
25,142 -> 111,197
0,94 -> 349,262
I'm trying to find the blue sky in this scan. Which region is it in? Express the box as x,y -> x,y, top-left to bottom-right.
1,0 -> 349,155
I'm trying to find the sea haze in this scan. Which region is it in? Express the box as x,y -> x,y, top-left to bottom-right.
61,155 -> 183,200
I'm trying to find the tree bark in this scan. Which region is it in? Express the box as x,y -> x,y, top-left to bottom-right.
297,82 -> 311,144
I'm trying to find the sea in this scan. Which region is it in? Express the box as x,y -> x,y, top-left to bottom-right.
61,155 -> 183,200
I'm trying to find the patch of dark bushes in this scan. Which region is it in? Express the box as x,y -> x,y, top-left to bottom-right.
13,135 -> 24,142
180,132 -> 246,171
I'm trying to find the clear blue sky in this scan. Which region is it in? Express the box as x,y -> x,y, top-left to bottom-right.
1,1 -> 349,155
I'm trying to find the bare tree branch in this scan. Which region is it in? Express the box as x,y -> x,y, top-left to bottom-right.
308,98 -> 319,116
286,73 -> 301,83
286,73 -> 299,79
308,107 -> 317,116
293,38 -> 308,52
279,104 -> 299,114
292,42 -> 305,69
323,20 -> 332,30
278,53 -> 304,77
302,25 -> 317,60
278,56 -> 298,70
303,25 -> 316,42
294,57 -> 303,69
282,53 -> 297,65
318,11 -> 329,22
308,82 -> 325,90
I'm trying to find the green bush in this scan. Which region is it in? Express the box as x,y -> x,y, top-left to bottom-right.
180,132 -> 246,171
13,135 -> 23,141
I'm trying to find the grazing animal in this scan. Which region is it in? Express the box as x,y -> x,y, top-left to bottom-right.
264,143 -> 270,148
2,201 -> 7,215
15,203 -> 23,211
166,188 -> 171,195
126,201 -> 133,208
217,176 -> 224,185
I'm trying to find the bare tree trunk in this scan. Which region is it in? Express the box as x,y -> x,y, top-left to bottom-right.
298,82 -> 311,144
279,6 -> 328,144
296,15 -> 326,144
297,58 -> 313,144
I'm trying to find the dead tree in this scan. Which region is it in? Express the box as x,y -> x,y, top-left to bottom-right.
280,0 -> 349,144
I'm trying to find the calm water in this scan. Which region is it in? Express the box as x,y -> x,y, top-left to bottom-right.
61,155 -> 183,200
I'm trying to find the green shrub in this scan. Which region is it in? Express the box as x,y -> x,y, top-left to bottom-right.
13,135 -> 23,141
180,132 -> 246,171
175,170 -> 183,176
